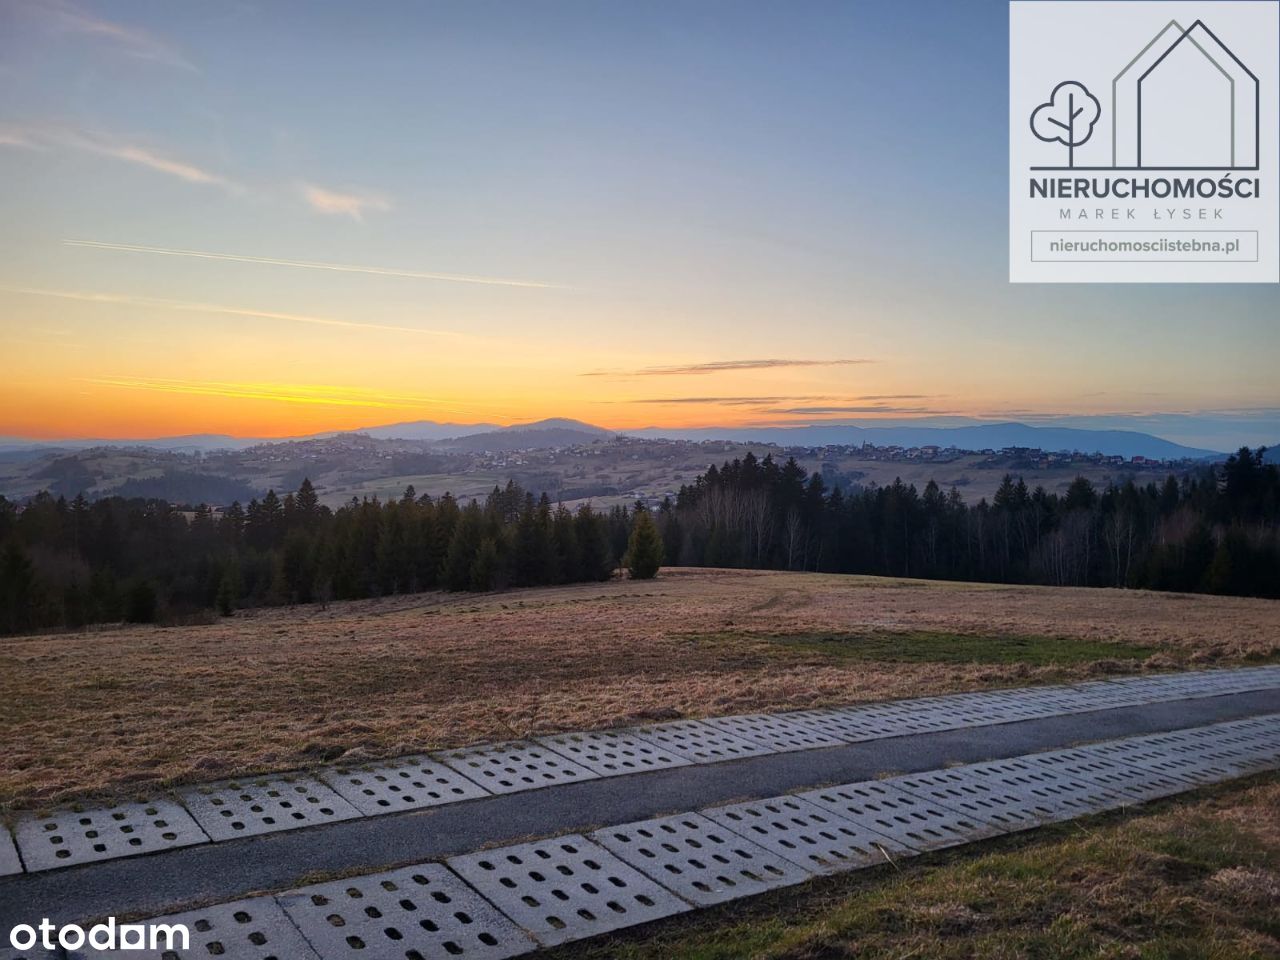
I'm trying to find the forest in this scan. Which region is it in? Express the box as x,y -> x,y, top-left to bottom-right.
657,447 -> 1278,597
0,447 -> 1275,635
0,481 -> 666,634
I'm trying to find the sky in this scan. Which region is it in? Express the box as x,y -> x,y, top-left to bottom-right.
0,0 -> 1277,450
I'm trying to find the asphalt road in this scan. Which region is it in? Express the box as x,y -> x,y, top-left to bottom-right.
1,687 -> 1275,928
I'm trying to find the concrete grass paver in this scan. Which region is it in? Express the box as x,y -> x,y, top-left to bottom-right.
535,730 -> 692,778
629,719 -> 775,763
179,774 -> 360,842
882,768 -> 1050,833
0,676 -> 1273,942
278,863 -> 535,960
437,741 -> 599,795
1085,735 -> 1240,788
704,795 -> 912,874
699,714 -> 844,752
67,897 -> 318,960
1,825 -> 22,876
799,779 -> 1006,852
1059,751 -> 1196,803
946,758 -> 1133,820
13,799 -> 207,872
591,811 -> 810,906
447,834 -> 689,947
319,754 -> 492,816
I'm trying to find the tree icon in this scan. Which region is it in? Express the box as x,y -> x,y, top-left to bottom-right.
1030,81 -> 1101,168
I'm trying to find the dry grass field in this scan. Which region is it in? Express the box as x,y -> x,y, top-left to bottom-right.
1,568 -> 1277,810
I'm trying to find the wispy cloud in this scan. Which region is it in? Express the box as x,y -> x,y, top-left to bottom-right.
21,0 -> 197,72
765,404 -> 945,415
621,393 -> 936,406
89,140 -> 230,186
583,358 -> 876,377
2,126 -> 237,190
0,286 -> 470,338
624,396 -> 805,406
852,394 -> 935,402
79,378 -> 447,410
63,239 -> 566,289
0,125 -> 42,150
300,183 -> 392,220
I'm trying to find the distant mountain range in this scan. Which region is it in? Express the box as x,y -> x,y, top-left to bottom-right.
432,419 -> 612,452
358,420 -> 500,441
1,417 -> 1266,461
0,433 -> 267,456
629,423 -> 1221,460
374,418 -> 1219,460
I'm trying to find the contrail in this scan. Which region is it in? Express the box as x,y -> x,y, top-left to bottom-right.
62,239 -> 566,289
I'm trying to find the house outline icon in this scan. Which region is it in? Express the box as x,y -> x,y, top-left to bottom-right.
1111,19 -> 1259,170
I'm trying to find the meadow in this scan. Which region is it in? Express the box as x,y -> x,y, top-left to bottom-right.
1,568 -> 1276,810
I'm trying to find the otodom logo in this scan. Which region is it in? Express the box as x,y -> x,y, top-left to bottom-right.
1009,1 -> 1278,283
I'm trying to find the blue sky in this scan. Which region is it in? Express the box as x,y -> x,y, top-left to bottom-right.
0,0 -> 1276,448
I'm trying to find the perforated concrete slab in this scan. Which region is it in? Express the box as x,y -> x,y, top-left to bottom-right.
13,799 -> 208,872
1020,747 -> 1159,795
67,896 -> 318,960
179,774 -> 361,841
1146,737 -> 1274,783
952,758 -> 1133,820
591,812 -> 810,906
852,703 -> 965,735
1179,716 -> 1280,763
1,824 -> 21,876
700,714 -> 844,752
882,769 -> 1047,833
949,698 -> 1058,721
1088,735 -> 1239,787
800,779 -> 1008,852
278,863 -> 534,960
630,719 -> 775,763
437,740 -> 599,795
1193,739 -> 1280,776
1067,682 -> 1150,709
1190,714 -> 1280,740
779,706 -> 915,743
320,754 -> 492,816
1061,750 -> 1195,803
447,834 -> 689,947
705,795 -> 912,874
535,729 -> 692,777
903,695 -> 1036,727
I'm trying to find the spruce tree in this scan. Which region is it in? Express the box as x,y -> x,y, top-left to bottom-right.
626,508 -> 663,580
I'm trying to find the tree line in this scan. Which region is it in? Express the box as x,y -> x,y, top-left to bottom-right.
1,447 -> 1273,635
651,447 -> 1278,597
0,480 -> 663,635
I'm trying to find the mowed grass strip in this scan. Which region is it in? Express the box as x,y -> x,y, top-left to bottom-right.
551,775 -> 1280,960
702,630 -> 1160,666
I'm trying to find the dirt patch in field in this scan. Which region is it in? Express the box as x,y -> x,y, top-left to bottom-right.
1,568 -> 1276,809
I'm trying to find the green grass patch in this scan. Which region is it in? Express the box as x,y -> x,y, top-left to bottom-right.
713,629 -> 1159,666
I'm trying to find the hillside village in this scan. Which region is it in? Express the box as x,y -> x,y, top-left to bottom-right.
1,428 -> 1214,515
